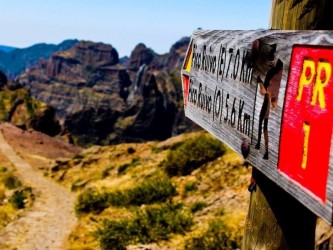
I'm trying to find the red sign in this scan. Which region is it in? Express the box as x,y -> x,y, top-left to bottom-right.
278,46 -> 333,202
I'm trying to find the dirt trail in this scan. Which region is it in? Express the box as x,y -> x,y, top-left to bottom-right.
0,131 -> 77,250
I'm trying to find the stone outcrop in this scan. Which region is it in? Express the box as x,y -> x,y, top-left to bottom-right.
127,43 -> 157,71
165,37 -> 191,73
29,106 -> 61,136
0,72 -> 61,136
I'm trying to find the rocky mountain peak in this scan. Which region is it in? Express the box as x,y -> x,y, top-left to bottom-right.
72,41 -> 119,67
16,37 -> 196,145
165,37 -> 190,73
51,41 -> 119,69
127,43 -> 157,71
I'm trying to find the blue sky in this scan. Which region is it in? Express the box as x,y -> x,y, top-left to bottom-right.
0,0 -> 271,56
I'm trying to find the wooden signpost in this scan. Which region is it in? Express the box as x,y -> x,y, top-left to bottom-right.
181,30 -> 333,225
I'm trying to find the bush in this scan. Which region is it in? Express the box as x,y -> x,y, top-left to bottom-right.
185,219 -> 242,250
10,191 -> 25,209
164,134 -> 226,176
75,189 -> 111,215
109,177 -> 177,207
127,177 -> 176,206
117,158 -> 140,175
73,154 -> 84,160
101,166 -> 114,179
0,167 -> 7,172
94,202 -> 194,250
75,178 -> 177,214
184,181 -> 197,193
3,174 -> 22,190
190,201 -> 207,213
9,187 -> 33,209
151,145 -> 163,154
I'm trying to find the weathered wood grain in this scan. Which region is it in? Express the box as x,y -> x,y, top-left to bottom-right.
270,0 -> 333,30
181,29 -> 333,224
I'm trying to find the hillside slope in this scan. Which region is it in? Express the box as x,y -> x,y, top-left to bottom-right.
0,45 -> 17,53
49,131 -> 251,249
0,123 -> 331,249
0,40 -> 78,78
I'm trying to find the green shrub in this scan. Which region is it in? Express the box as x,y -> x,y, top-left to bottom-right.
127,177 -> 176,206
9,187 -> 33,209
190,201 -> 207,213
75,189 -> 111,215
73,154 -> 84,160
184,181 -> 197,193
101,166 -> 114,179
109,177 -> 177,207
75,178 -> 177,214
4,174 -> 22,190
117,163 -> 130,175
185,219 -> 242,250
163,134 -> 226,176
94,202 -> 193,250
0,167 -> 7,172
151,145 -> 163,154
10,191 -> 25,209
118,158 -> 140,175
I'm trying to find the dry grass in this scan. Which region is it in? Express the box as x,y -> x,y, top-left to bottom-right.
0,124 -> 252,249
2,123 -> 333,249
49,131 -> 252,249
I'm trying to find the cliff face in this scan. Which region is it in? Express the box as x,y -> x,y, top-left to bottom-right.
0,72 -> 61,136
18,38 -> 193,146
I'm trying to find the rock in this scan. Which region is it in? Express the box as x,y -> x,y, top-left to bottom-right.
64,107 -> 119,145
29,106 -> 61,136
110,67 -> 177,143
165,37 -> 190,73
127,43 -> 157,71
71,179 -> 90,191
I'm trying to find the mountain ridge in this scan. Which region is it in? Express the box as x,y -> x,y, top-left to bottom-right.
0,45 -> 17,53
15,37 -> 194,146
0,39 -> 78,78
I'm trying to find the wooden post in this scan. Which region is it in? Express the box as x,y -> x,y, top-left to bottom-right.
243,169 -> 316,249
243,1 -> 333,249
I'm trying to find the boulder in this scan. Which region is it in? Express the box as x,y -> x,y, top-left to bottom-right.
29,106 -> 62,136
